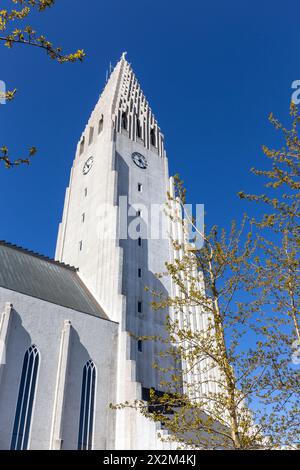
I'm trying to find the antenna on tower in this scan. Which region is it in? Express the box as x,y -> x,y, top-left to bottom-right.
121,51 -> 127,61
105,69 -> 108,83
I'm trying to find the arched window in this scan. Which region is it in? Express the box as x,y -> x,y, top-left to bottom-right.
78,360 -> 96,450
150,128 -> 156,147
11,345 -> 40,450
121,112 -> 128,131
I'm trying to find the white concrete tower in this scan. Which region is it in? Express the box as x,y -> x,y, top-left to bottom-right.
56,54 -> 174,447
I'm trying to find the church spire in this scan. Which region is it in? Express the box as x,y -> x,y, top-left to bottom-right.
108,53 -> 166,157
76,54 -> 166,160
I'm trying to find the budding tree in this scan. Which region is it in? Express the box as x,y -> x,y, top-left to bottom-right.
238,103 -> 300,447
239,103 -> 299,339
115,176 -> 299,449
0,0 -> 85,167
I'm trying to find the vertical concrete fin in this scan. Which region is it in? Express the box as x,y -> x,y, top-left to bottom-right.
50,320 -> 72,450
0,302 -> 13,386
111,56 -> 166,157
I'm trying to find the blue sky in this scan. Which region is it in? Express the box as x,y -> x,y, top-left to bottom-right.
0,0 -> 299,257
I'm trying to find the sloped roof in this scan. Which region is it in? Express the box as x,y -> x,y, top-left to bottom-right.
0,241 -> 108,320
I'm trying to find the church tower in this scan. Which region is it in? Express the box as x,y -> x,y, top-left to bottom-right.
56,54 -> 174,447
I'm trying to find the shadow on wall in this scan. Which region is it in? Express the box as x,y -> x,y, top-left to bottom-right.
61,327 -> 92,450
114,151 -> 183,395
0,310 -> 32,450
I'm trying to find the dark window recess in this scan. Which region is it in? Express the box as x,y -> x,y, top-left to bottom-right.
138,237 -> 142,247
80,137 -> 85,155
84,188 -> 88,197
138,340 -> 143,352
141,388 -> 177,415
138,268 -> 142,278
121,112 -> 128,130
138,183 -> 142,192
150,128 -> 156,146
138,301 -> 142,313
89,127 -> 94,145
136,119 -> 142,138
79,241 -> 83,251
98,116 -> 104,134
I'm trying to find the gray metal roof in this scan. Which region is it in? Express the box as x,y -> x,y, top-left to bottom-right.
0,241 -> 109,320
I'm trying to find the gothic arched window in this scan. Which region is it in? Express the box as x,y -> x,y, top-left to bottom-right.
121,112 -> 128,131
11,345 -> 40,450
150,128 -> 156,147
78,360 -> 96,450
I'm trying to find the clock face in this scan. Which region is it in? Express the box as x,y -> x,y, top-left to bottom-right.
83,156 -> 94,175
132,152 -> 148,169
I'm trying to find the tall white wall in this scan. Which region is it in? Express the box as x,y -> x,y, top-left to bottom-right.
56,60 -> 124,323
55,57 -> 174,397
0,288 -> 118,450
55,56 -> 194,450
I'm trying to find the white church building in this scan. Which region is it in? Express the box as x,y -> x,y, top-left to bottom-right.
0,54 -> 204,450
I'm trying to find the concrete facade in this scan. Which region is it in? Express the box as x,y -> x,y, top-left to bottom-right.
0,287 -> 118,450
56,57 -> 171,357
55,55 -> 179,449
0,55 -> 208,450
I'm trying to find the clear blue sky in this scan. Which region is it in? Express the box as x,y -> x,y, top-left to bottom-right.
0,0 -> 299,257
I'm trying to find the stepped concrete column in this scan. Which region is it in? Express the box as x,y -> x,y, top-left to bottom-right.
0,302 -> 13,387
50,320 -> 72,450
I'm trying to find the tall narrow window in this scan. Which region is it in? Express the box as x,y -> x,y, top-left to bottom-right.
88,127 -> 94,145
138,268 -> 142,278
121,112 -> 128,130
80,137 -> 85,155
138,301 -> 142,313
138,237 -> 142,247
79,241 -> 83,251
138,340 -> 143,352
11,345 -> 40,450
138,183 -> 142,193
84,188 -> 88,197
78,360 -> 96,450
98,115 -> 104,134
136,118 -> 142,138
150,128 -> 156,147
82,213 -> 85,223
